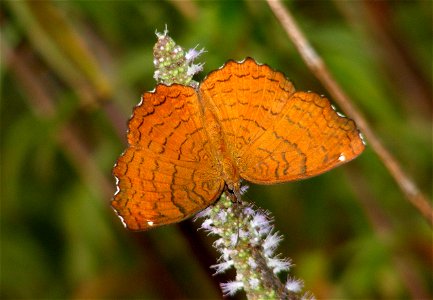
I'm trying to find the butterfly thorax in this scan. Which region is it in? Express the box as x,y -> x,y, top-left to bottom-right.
202,106 -> 240,192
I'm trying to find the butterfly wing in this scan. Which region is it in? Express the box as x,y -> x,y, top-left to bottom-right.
112,84 -> 224,231
200,58 -> 364,184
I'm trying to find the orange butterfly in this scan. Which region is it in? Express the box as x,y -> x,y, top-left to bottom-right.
112,58 -> 365,231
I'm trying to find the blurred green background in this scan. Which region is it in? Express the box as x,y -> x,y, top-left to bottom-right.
1,1 -> 431,299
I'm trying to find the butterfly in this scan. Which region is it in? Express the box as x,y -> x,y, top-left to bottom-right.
112,58 -> 365,231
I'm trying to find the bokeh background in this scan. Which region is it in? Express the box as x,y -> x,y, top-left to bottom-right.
1,1 -> 431,299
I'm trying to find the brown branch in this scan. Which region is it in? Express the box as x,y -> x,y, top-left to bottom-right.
266,0 -> 432,226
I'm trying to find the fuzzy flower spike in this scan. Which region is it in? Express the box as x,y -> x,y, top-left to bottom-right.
153,26 -> 205,88
195,192 -> 313,300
